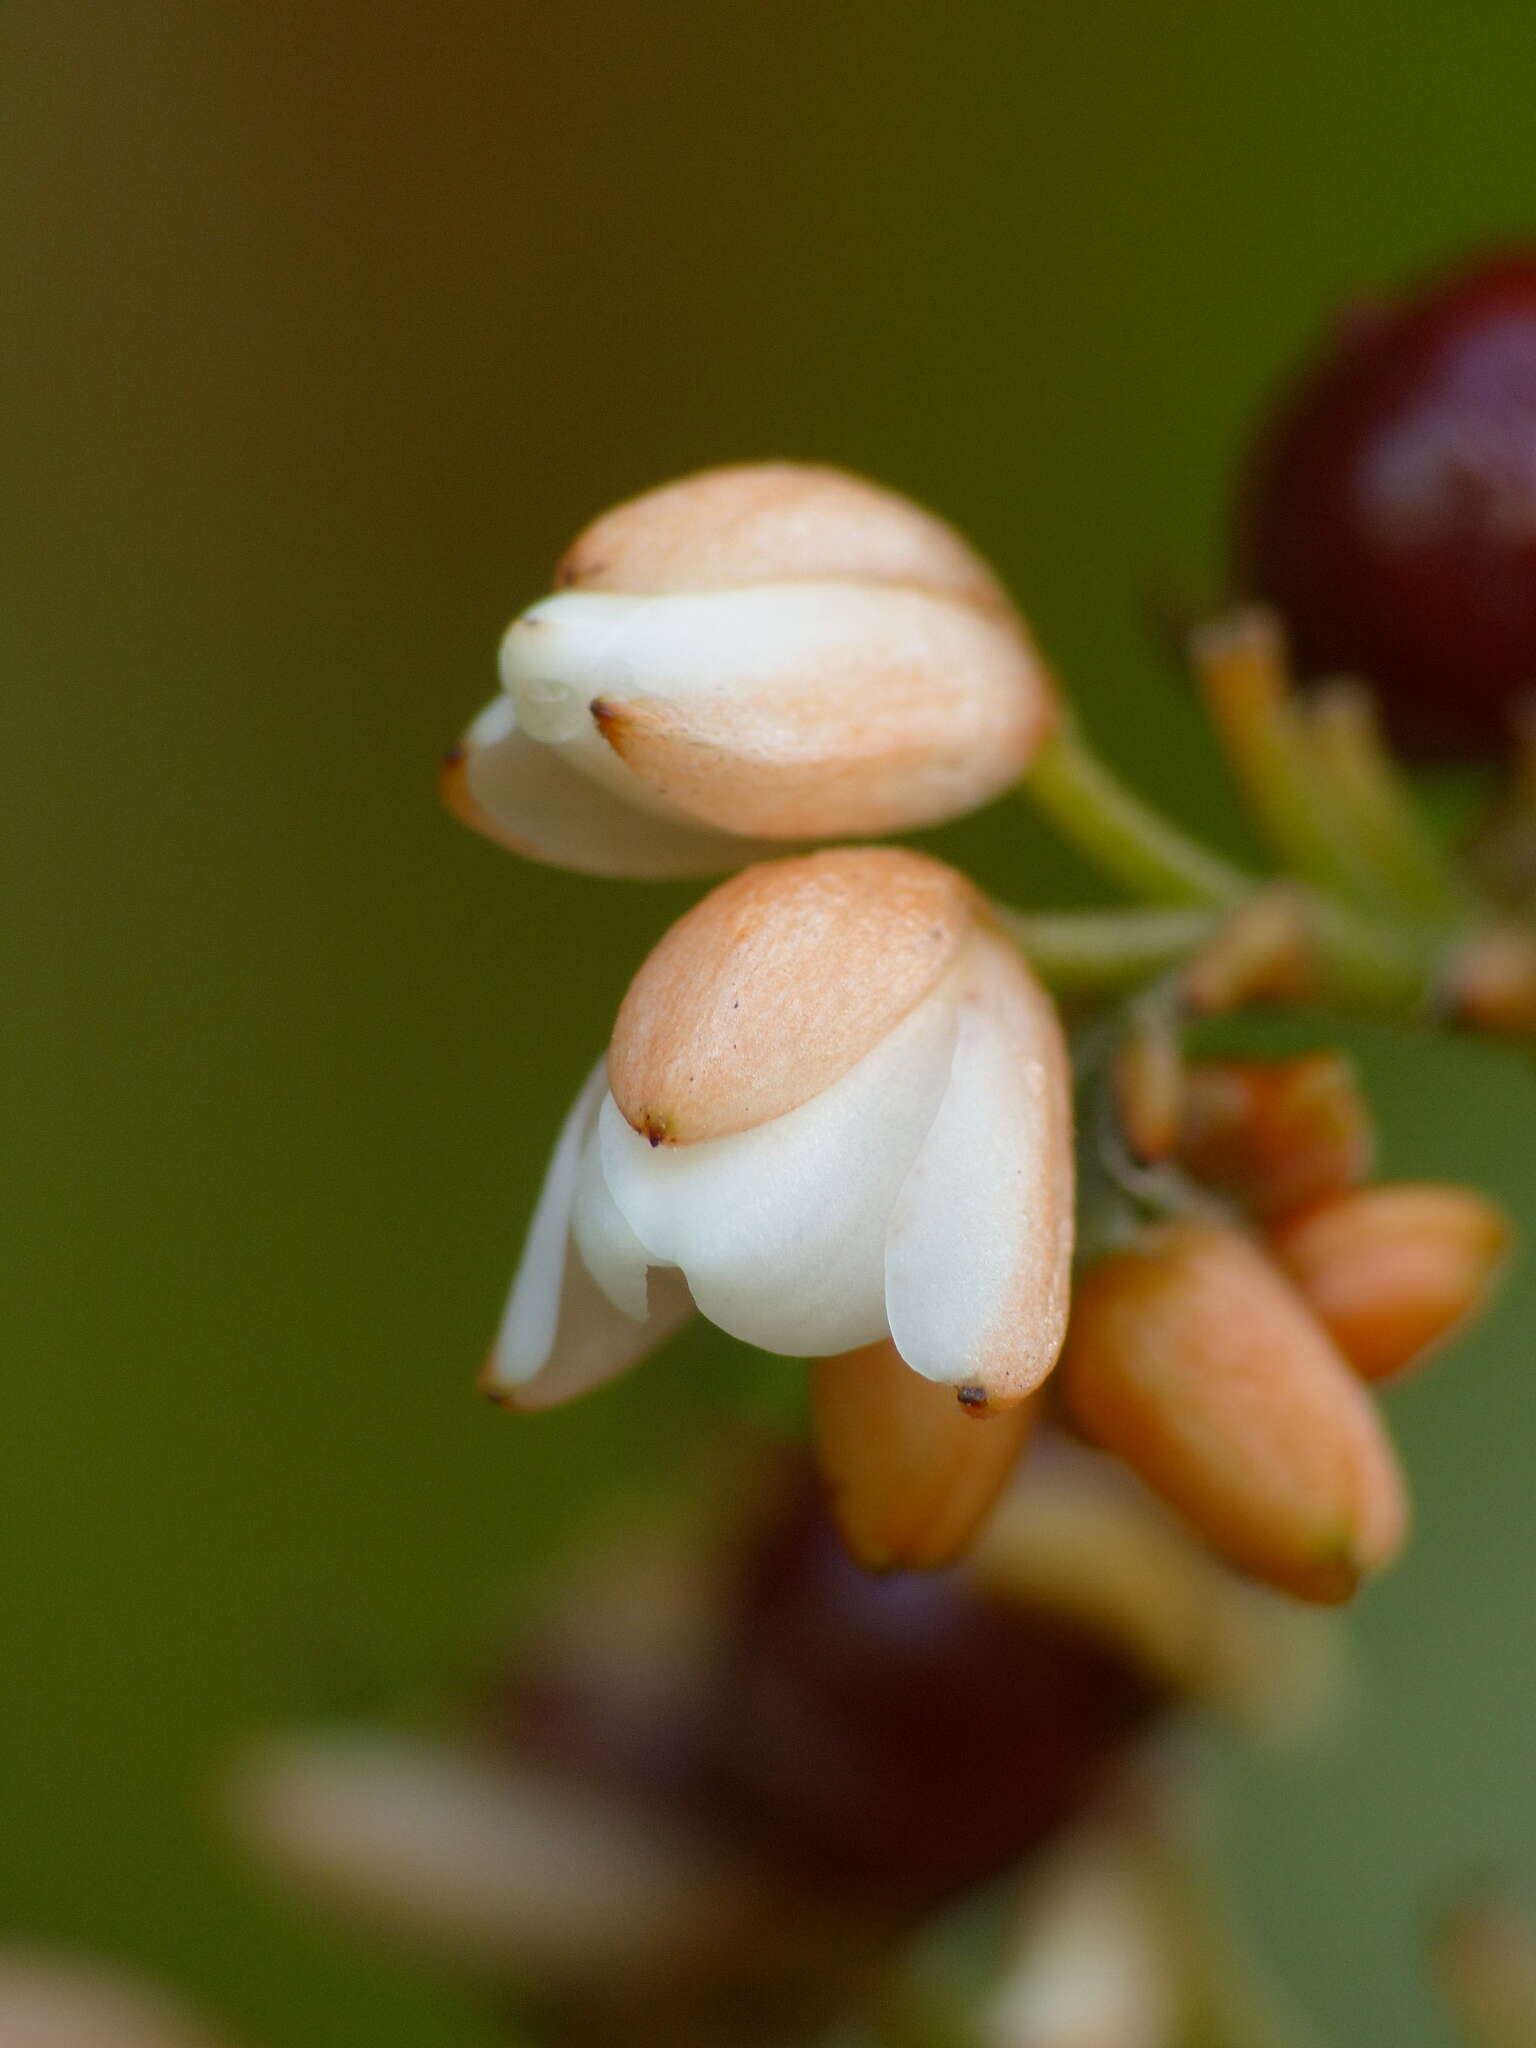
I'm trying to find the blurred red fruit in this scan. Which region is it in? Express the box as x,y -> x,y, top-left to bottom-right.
1235,250 -> 1536,759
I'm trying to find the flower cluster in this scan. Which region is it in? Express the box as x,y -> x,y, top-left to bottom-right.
448,459 -> 1516,1609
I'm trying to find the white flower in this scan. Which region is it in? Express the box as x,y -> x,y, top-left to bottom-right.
482,847 -> 1075,1411
445,463 -> 1059,877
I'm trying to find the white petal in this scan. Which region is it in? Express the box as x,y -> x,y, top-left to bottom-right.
571,1122 -> 654,1320
598,989 -> 958,1357
446,693 -> 764,879
484,1061 -> 691,1409
885,933 -> 1074,1404
501,582 -> 1052,840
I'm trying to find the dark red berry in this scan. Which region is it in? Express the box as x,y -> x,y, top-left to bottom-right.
1235,250 -> 1536,758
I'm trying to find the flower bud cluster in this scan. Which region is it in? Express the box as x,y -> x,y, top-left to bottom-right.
445,460 -> 1516,1611
1063,1052 -> 1509,1602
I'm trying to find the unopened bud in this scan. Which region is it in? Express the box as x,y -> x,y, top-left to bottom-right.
1180,888 -> 1318,1015
447,463 -> 1059,876
1111,1008 -> 1185,1166
1269,1183 -> 1511,1382
1061,1222 -> 1407,1603
1177,1053 -> 1374,1222
811,1340 -> 1038,1571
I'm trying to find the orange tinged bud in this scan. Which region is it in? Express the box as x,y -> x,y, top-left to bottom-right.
1061,1222 -> 1407,1603
1111,1009 -> 1184,1166
811,1340 -> 1037,1571
1177,1053 -> 1374,1222
1270,1183 -> 1511,1382
1180,887 -> 1318,1015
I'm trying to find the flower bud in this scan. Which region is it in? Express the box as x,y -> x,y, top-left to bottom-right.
446,463 -> 1059,876
1061,1222 -> 1407,1603
1177,1053 -> 1374,1222
485,848 -> 1075,1416
1111,1008 -> 1185,1166
811,1340 -> 1039,1571
1269,1182 -> 1511,1382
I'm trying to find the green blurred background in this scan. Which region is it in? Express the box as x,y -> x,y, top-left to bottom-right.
6,3 -> 1536,2041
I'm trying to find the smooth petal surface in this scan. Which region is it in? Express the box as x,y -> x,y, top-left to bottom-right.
812,1340 -> 1038,1570
502,582 -> 1055,840
598,989 -> 958,1357
1062,1223 -> 1407,1603
226,1733 -> 775,1982
443,693 -> 766,879
554,461 -> 1013,606
1177,1053 -> 1374,1222
609,847 -> 976,1144
884,928 -> 1075,1407
570,1123 -> 654,1321
1269,1182 -> 1510,1381
482,1062 -> 691,1409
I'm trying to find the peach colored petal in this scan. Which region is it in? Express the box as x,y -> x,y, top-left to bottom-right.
608,847 -> 976,1145
583,581 -> 1055,839
554,460 -> 1013,609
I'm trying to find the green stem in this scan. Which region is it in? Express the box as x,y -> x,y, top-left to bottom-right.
992,904 -> 1222,995
1023,720 -> 1251,911
1190,612 -> 1383,907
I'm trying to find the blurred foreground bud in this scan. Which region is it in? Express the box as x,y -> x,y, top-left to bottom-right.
1270,1183 -> 1510,1382
1235,249 -> 1536,760
968,1436 -> 1345,1740
981,1819 -> 1179,2048
445,463 -> 1059,876
1177,1053 -> 1374,1222
0,1952 -> 232,2048
811,1340 -> 1039,1569
229,1446 -> 1345,2034
227,1734 -> 785,1989
484,848 -> 1074,1414
1062,1222 -> 1407,1602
